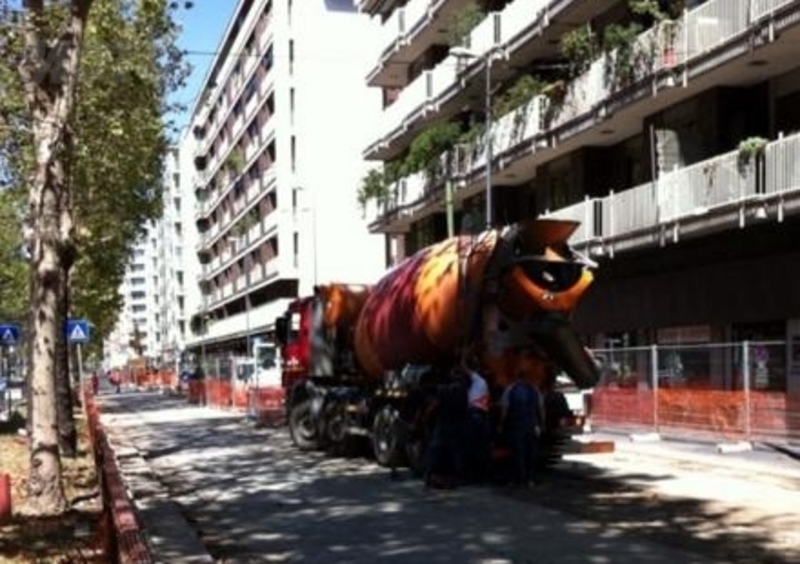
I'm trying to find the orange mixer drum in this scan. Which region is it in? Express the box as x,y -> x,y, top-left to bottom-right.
354,219 -> 599,389
354,232 -> 499,378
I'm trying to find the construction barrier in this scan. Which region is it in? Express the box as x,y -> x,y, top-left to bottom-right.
590,341 -> 800,443
84,383 -> 154,563
247,387 -> 286,427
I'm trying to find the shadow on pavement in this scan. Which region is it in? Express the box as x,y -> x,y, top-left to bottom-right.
99,392 -> 798,564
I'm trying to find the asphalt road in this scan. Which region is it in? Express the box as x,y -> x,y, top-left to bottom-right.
97,391 -> 800,564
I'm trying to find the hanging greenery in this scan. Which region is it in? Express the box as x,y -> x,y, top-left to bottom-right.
492,74 -> 547,118
405,122 -> 462,175
357,168 -> 391,212
560,24 -> 597,78
737,136 -> 768,174
602,22 -> 646,88
447,1 -> 485,47
630,0 -> 685,21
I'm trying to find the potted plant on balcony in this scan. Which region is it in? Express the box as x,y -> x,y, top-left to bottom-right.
737,136 -> 768,175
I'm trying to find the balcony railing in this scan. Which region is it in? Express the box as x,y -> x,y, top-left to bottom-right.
368,0 -> 799,156
542,132 -> 800,250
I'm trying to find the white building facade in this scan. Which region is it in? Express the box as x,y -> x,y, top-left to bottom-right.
183,0 -> 385,361
104,148 -> 192,370
359,0 -> 800,395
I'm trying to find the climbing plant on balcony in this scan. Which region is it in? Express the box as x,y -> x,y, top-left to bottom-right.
492,75 -> 547,119
602,22 -> 646,89
560,24 -> 597,78
357,168 -> 391,212
405,122 -> 462,176
447,1 -> 485,47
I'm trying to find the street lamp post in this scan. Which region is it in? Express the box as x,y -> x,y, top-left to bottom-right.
451,45 -> 497,230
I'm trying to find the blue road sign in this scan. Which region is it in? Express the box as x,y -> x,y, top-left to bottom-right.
0,324 -> 20,346
66,319 -> 90,344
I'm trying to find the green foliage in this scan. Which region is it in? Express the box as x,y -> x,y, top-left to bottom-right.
492,74 -> 546,118
357,168 -> 390,211
0,191 -> 28,324
227,147 -> 245,176
0,0 -> 189,343
68,0 -> 189,340
405,122 -> 461,175
560,25 -> 597,78
447,1 -> 484,48
737,136 -> 768,173
630,0 -> 685,20
602,22 -> 645,88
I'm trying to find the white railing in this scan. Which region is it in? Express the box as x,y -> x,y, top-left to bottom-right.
379,69 -> 432,138
428,55 -> 460,101
500,0 -> 548,44
467,12 -> 501,56
376,7 -> 405,59
250,263 -> 264,285
685,0 -> 749,58
404,0 -> 429,35
542,132 -> 800,248
657,150 -> 755,223
222,283 -> 233,299
751,0 -> 796,19
764,133 -> 800,195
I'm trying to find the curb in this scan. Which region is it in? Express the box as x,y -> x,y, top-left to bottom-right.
104,425 -> 214,563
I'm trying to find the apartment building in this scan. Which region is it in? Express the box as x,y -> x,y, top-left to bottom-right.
104,148 -> 192,370
360,0 -> 800,393
184,0 -> 385,362
103,231 -> 159,368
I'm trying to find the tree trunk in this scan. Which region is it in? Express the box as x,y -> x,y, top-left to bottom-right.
56,125 -> 77,458
20,0 -> 94,516
55,262 -> 76,458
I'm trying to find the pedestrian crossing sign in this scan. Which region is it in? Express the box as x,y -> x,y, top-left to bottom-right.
0,324 -> 20,345
66,319 -> 90,344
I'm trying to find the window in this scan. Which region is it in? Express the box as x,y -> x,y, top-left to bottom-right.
290,87 -> 295,125
261,46 -> 273,72
291,135 -> 296,172
244,76 -> 257,103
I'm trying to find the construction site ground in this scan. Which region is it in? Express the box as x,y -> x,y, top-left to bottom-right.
98,390 -> 800,563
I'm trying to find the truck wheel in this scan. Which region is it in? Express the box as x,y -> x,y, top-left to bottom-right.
324,400 -> 360,457
289,399 -> 318,450
372,405 -> 402,468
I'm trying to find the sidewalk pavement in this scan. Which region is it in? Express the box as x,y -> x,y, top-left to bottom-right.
98,391 -> 216,564
96,391 -> 800,562
583,429 -> 800,489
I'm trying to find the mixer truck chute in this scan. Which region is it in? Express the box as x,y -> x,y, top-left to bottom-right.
274,219 -> 609,471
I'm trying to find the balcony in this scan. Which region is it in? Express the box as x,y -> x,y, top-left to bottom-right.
379,131 -> 800,256
369,0 -> 800,222
365,0 -> 798,162
357,0 -> 402,17
542,132 -> 800,255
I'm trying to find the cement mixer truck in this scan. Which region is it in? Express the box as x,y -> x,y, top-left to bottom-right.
274,219 -> 607,472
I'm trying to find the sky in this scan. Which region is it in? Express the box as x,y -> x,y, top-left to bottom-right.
169,1 -> 239,135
